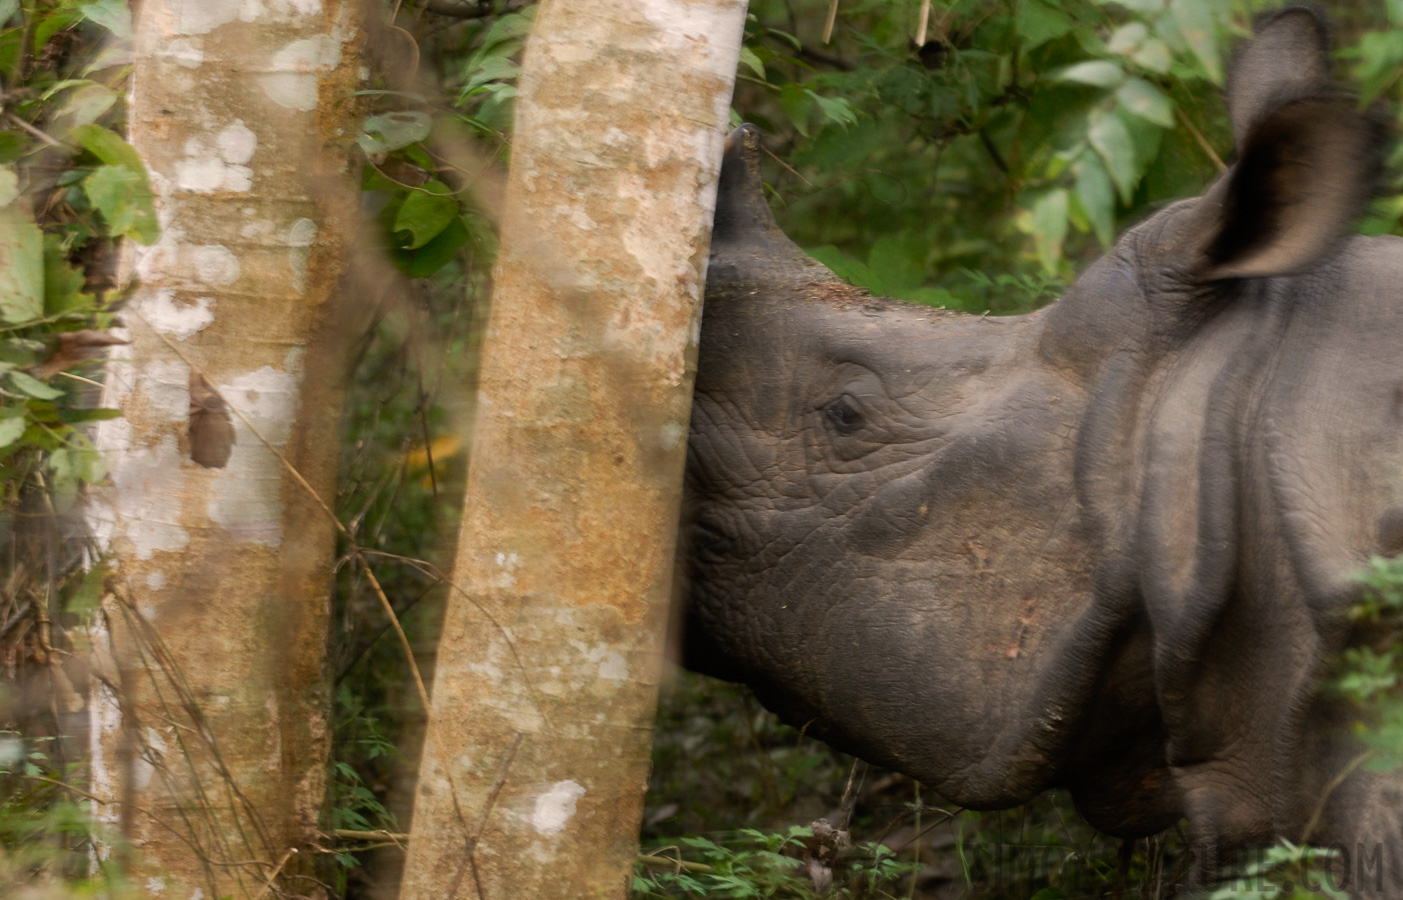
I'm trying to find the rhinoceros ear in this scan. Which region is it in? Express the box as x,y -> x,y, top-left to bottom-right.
1196,8 -> 1384,281
709,124 -> 841,286
1225,6 -> 1331,148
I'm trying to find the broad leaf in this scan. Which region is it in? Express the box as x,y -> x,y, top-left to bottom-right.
1116,78 -> 1174,128
1030,188 -> 1069,274
0,202 -> 43,324
84,165 -> 159,244
1170,0 -> 1222,84
1088,109 -> 1139,204
738,46 -> 766,81
80,0 -> 131,36
360,111 -> 432,154
394,182 -> 458,250
69,123 -> 143,170
1074,152 -> 1116,246
1016,0 -> 1073,51
0,415 -> 24,450
9,370 -> 61,399
44,236 -> 90,316
1056,60 -> 1124,88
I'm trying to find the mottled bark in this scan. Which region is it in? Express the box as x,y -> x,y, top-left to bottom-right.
396,1 -> 745,898
86,1 -> 363,897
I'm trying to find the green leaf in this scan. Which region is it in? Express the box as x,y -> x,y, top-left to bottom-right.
80,0 -> 132,37
1170,0 -> 1222,84
1107,22 -> 1148,56
398,216 -> 470,278
68,123 -> 143,170
1352,30 -> 1403,105
1074,152 -> 1116,247
867,233 -> 927,294
1116,77 -> 1174,127
1015,0 -> 1073,51
1104,0 -> 1162,11
461,55 -> 519,96
808,91 -> 856,128
360,111 -> 432,155
0,132 -> 24,165
1088,109 -> 1139,204
1132,37 -> 1173,74
393,183 -> 458,250
44,236 -> 90,316
33,8 -> 80,54
475,8 -> 535,58
1030,188 -> 1069,274
84,165 -> 160,245
54,83 -> 118,134
738,46 -> 766,81
805,245 -> 878,293
1056,60 -> 1124,88
0,415 -> 25,450
9,370 -> 61,399
0,202 -> 43,324
780,83 -> 814,137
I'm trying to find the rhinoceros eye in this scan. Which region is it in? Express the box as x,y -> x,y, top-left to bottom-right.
824,396 -> 865,435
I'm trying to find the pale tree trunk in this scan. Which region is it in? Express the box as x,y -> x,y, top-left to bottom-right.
396,1 -> 746,897
85,1 -> 363,897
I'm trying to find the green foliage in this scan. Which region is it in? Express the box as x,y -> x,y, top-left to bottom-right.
732,0 -> 1403,312
355,5 -> 534,279
0,0 -> 154,515
0,1 -> 154,895
0,725 -> 135,897
635,826 -> 916,899
1205,840 -> 1348,900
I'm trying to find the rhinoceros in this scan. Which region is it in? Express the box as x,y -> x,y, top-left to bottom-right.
680,6 -> 1403,894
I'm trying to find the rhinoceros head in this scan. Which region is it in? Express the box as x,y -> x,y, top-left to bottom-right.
683,5 -> 1403,890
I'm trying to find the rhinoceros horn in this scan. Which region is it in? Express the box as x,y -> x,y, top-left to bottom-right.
709,124 -> 843,289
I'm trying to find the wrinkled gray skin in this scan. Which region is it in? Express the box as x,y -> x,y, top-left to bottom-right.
681,7 -> 1403,895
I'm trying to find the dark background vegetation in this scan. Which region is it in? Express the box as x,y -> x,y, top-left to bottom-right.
2,0 -> 1402,897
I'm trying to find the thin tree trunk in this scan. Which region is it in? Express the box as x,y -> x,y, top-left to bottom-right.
86,2 -> 363,896
396,1 -> 745,897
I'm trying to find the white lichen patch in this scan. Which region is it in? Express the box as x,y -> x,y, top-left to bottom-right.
240,217 -> 275,239
659,420 -> 685,452
143,360 -> 194,420
206,366 -> 299,545
260,36 -> 341,111
146,570 -> 166,590
139,289 -> 215,339
491,550 -> 520,589
190,245 -> 241,286
163,37 -> 204,69
570,640 -> 631,682
218,121 -> 257,165
145,877 -> 165,895
175,124 -> 255,194
104,435 -> 191,560
286,218 -> 316,293
171,0 -> 249,35
283,345 -> 305,376
532,780 -> 585,835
